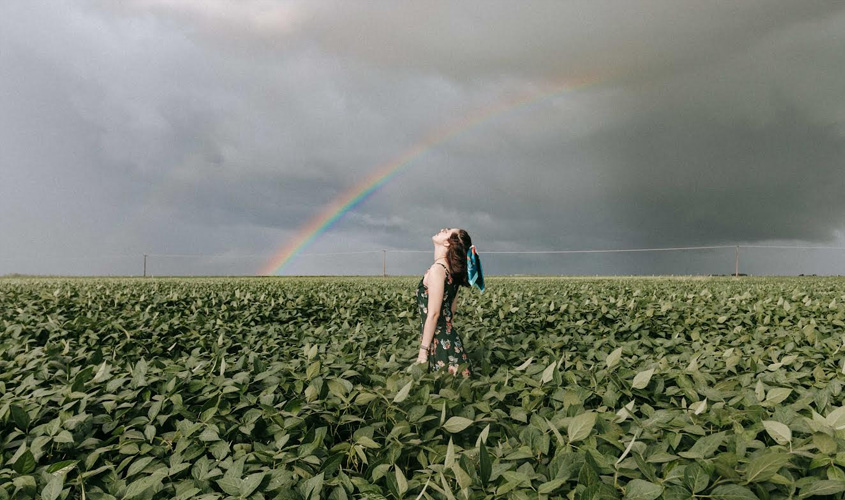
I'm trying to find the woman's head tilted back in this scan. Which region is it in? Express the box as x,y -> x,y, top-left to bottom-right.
433,227 -> 473,287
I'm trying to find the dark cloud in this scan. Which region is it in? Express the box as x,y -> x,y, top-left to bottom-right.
590,103 -> 845,246
302,1 -> 843,81
2,1 -> 845,276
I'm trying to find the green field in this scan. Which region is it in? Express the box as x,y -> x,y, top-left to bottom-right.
2,276 -> 845,500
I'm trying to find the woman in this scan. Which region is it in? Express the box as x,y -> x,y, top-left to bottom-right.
416,227 -> 484,377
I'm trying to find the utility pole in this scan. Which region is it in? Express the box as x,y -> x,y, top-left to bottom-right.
143,254 -> 147,277
382,249 -> 386,277
734,246 -> 739,277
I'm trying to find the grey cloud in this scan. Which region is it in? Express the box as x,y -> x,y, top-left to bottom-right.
589,104 -> 845,246
3,1 -> 845,276
298,2 -> 843,81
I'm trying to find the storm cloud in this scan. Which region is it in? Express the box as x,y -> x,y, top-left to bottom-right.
2,1 -> 845,276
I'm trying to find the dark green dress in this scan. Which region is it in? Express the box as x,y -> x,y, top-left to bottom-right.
417,262 -> 472,377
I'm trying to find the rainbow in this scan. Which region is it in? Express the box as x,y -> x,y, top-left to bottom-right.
260,74 -> 606,275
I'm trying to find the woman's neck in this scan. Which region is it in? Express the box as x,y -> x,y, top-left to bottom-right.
434,247 -> 448,263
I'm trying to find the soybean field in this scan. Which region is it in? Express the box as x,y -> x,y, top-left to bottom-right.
2,276 -> 845,500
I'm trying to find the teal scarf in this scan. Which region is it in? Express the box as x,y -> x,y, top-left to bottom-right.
467,245 -> 485,292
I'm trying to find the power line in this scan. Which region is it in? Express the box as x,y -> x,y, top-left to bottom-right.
479,245 -> 736,254
3,244 -> 845,262
740,245 -> 845,251
294,250 -> 384,256
144,252 -> 275,258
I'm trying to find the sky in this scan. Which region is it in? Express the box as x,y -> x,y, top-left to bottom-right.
2,1 -> 845,276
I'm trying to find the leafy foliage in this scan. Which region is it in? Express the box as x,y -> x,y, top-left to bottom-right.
2,276 -> 845,499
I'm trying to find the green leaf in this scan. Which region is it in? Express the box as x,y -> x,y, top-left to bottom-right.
126,457 -> 155,477
124,470 -> 166,499
10,404 -> 30,430
216,476 -> 242,496
147,401 -> 162,421
440,471 -> 458,500
302,472 -> 324,500
393,380 -> 413,403
606,347 -> 623,369
683,463 -> 709,493
191,457 -> 210,482
479,442 -> 491,488
41,474 -> 64,500
240,472 -> 265,498
46,460 -> 78,475
799,480 -> 845,498
356,435 -> 380,448
443,416 -> 474,433
131,358 -> 148,388
515,357 -> 533,371
444,437 -> 455,468
744,452 -> 792,483
453,462 -> 472,490
477,423 -> 490,446
813,432 -> 837,454
510,407 -> 528,423
92,361 -> 109,383
173,487 -> 201,500
689,398 -> 707,415
678,431 -> 726,459
567,411 -> 596,443
663,485 -> 694,500
198,428 -> 220,442
545,416 -> 566,446
764,388 -> 792,405
82,465 -> 113,479
632,368 -> 654,389
54,430 -> 74,444
538,478 -> 568,494
64,412 -> 90,430
541,360 -> 556,384
306,361 -> 321,379
624,479 -> 663,500
579,453 -> 601,487
395,466 -> 408,497
762,420 -> 792,445
755,379 -> 765,402
826,406 -> 845,430
169,462 -> 190,476
711,485 -> 759,500
225,456 -> 246,483
13,450 -> 35,474
498,471 -> 530,494
354,392 -> 378,405
13,475 -> 36,497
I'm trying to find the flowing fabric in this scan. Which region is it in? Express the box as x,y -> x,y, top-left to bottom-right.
467,245 -> 485,292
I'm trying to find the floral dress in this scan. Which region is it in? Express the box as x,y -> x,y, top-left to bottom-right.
417,262 -> 472,377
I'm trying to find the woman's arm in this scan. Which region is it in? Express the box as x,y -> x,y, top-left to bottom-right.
418,265 -> 445,362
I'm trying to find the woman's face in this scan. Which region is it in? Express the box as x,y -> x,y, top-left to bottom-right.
432,227 -> 458,246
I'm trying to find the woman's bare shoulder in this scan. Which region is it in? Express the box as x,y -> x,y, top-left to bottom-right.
423,263 -> 445,287
428,263 -> 446,277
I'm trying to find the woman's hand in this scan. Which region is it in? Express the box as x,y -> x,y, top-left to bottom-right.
416,348 -> 428,364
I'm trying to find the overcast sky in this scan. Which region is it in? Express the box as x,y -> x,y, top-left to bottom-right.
2,1 -> 845,276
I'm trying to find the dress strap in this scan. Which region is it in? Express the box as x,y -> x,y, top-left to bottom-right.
435,262 -> 450,274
